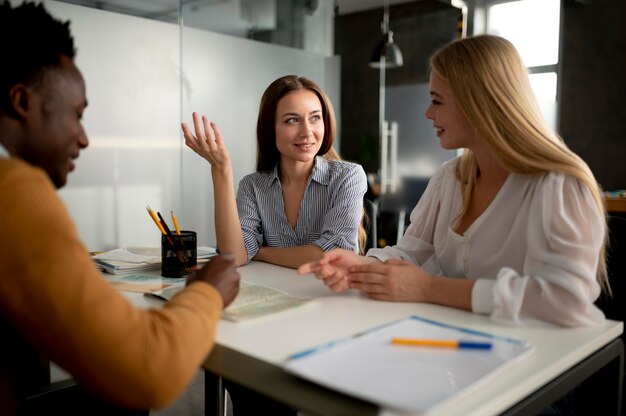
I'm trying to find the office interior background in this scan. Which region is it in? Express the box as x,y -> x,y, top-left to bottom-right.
19,0 -> 625,252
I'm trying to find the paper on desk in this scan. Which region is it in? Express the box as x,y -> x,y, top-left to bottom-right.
197,246 -> 217,259
92,247 -> 160,264
109,281 -> 172,293
145,281 -> 310,322
221,282 -> 310,322
285,315 -> 533,415
107,274 -> 186,293
93,246 -> 216,264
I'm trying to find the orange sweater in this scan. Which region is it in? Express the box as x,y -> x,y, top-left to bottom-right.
0,157 -> 223,411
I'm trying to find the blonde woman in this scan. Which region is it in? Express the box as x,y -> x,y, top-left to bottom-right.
299,35 -> 608,327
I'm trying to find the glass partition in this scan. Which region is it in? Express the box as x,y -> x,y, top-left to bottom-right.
41,0 -> 337,250
47,1 -> 183,250
179,21 -> 335,248
50,0 -> 333,53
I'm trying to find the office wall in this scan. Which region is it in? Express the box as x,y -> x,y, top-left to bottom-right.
334,1 -> 459,174
559,0 -> 626,191
42,1 -> 337,250
334,1 -> 458,246
179,28 -> 335,249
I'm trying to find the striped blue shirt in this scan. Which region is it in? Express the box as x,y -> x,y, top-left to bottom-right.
235,156 -> 367,263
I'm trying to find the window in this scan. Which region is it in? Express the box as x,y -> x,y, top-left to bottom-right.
482,0 -> 561,128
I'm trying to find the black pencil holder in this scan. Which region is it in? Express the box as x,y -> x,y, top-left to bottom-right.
161,230 -> 197,278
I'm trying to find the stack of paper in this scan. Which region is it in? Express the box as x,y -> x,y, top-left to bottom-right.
197,246 -> 218,263
93,246 -> 218,275
92,247 -> 161,275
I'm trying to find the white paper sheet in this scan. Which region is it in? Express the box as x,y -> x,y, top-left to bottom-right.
285,315 -> 533,415
146,281 -> 310,322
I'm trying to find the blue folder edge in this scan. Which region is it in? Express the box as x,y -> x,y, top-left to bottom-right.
288,314 -> 528,361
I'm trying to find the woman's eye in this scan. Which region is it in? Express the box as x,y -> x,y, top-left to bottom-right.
431,100 -> 441,106
311,115 -> 321,122
285,117 -> 297,125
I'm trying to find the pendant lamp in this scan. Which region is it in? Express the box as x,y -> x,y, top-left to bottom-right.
369,0 -> 403,68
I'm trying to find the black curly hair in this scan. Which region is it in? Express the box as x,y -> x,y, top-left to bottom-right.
0,1 -> 76,114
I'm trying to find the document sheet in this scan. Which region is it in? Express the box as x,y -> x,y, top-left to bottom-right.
285,315 -> 533,415
146,281 -> 310,322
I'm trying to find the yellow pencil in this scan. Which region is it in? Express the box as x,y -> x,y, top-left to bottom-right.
147,206 -> 192,274
146,205 -> 166,235
171,210 -> 182,235
171,210 -> 187,248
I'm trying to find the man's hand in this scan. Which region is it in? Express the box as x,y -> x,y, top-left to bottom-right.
187,253 -> 240,308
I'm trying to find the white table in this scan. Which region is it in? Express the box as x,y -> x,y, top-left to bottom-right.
134,261 -> 623,416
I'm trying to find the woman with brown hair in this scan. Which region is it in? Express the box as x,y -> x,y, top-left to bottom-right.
182,75 -> 367,268
183,75 -> 368,415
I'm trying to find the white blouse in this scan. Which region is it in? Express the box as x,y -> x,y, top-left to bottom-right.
367,157 -> 605,327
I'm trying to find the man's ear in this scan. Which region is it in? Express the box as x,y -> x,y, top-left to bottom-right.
8,84 -> 31,118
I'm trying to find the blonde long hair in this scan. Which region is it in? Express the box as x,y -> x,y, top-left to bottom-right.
430,35 -> 609,292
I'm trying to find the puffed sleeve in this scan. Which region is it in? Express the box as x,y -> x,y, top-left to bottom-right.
313,163 -> 367,252
366,163 -> 446,275
474,173 -> 606,327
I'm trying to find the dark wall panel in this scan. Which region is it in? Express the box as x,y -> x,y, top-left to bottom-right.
559,0 -> 626,191
335,1 -> 459,172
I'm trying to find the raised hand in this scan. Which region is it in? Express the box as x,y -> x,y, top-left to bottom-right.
181,112 -> 231,174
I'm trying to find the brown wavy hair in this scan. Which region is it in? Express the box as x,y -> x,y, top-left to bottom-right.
255,75 -> 367,253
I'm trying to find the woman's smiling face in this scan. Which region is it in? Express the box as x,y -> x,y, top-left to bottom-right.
274,89 -> 324,165
424,71 -> 476,151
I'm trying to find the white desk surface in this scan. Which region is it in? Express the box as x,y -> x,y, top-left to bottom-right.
128,261 -> 623,416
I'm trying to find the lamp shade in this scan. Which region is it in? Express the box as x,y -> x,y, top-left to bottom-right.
369,31 -> 403,68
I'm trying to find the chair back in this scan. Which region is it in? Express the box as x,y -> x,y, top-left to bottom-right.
363,198 -> 379,252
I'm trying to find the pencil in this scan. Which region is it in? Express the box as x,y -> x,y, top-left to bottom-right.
171,210 -> 182,235
156,211 -> 174,236
157,211 -> 192,273
171,210 -> 186,247
146,206 -> 191,273
146,206 -> 166,235
391,338 -> 492,350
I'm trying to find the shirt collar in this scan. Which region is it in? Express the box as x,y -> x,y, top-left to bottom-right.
310,156 -> 330,186
270,156 -> 330,186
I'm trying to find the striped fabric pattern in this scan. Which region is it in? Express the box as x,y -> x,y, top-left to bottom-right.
236,156 -> 367,263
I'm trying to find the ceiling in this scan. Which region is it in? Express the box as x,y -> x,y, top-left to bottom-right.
336,0 -> 425,15
53,0 -> 459,44
55,0 -> 427,19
